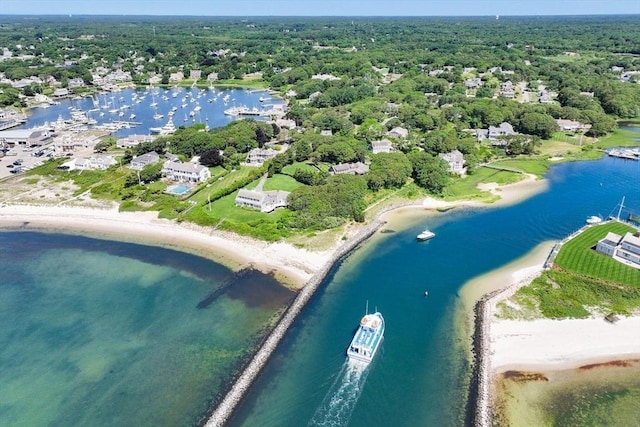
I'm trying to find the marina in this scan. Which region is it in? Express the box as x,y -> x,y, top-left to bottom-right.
12,86 -> 286,138
607,147 -> 640,160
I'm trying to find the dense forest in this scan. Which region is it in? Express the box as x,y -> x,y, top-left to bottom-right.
1,15 -> 639,235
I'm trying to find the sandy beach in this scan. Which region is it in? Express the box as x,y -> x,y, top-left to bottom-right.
0,204 -> 334,288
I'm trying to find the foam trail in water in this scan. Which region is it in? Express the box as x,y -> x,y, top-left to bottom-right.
307,359 -> 370,427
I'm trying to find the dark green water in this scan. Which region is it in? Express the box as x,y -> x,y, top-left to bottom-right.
0,234 -> 294,426
229,151 -> 640,427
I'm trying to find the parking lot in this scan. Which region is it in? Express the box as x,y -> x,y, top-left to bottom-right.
0,146 -> 48,179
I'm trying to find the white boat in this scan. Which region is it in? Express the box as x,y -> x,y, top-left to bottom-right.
149,119 -> 176,135
347,306 -> 384,364
417,229 -> 435,241
586,215 -> 603,224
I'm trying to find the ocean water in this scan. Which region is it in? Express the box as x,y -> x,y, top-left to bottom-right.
0,233 -> 294,426
230,145 -> 640,426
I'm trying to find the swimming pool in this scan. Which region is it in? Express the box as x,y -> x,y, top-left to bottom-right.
166,184 -> 193,195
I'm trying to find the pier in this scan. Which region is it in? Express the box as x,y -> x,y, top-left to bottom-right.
607,148 -> 640,161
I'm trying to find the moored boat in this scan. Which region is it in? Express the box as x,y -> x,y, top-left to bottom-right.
347,309 -> 384,364
586,215 -> 603,224
417,229 -> 435,241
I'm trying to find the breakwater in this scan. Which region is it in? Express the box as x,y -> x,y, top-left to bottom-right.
203,219 -> 385,427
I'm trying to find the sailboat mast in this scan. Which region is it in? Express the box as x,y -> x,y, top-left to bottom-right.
617,196 -> 625,221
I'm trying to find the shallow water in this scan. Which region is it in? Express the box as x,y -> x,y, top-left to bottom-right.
0,232 -> 294,426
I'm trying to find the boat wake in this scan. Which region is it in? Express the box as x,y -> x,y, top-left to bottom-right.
307,359 -> 370,427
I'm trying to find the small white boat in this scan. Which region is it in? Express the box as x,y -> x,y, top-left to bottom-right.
417,229 -> 435,241
586,215 -> 603,225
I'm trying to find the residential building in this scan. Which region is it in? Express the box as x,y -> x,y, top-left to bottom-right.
556,119 -> 592,133
488,122 -> 516,139
386,126 -> 408,139
235,189 -> 290,213
596,231 -> 640,268
328,162 -> 369,175
73,155 -> 118,171
162,160 -> 210,183
439,150 -> 466,175
246,147 -> 279,165
116,134 -> 156,149
371,139 -> 394,154
130,151 -> 160,171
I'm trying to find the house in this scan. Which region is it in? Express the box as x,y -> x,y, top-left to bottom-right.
488,122 -> 516,139
464,78 -> 482,89
189,70 -> 202,80
386,126 -> 408,139
53,88 -> 70,98
162,160 -> 210,183
371,139 -> 393,154
499,81 -> 515,98
328,162 -> 369,175
130,151 -> 160,171
74,155 -> 118,171
439,150 -> 466,175
596,231 -> 640,268
556,119 -> 592,133
235,189 -> 290,213
116,134 -> 156,149
246,147 -> 279,165
55,134 -> 100,152
169,72 -> 184,82
320,130 -> 333,136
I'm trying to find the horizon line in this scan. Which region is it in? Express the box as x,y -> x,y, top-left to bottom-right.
1,13 -> 639,18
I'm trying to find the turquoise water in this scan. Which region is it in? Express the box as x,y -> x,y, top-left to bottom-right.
0,234 -> 294,426
230,148 -> 640,426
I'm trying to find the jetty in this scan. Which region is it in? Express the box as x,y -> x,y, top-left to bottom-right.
203,219 -> 385,427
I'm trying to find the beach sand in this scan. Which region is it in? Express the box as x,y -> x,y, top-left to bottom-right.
0,204 -> 333,288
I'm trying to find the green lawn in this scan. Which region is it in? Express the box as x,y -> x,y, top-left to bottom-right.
554,222 -> 640,286
282,162 -> 320,176
441,167 -> 521,201
595,128 -> 640,149
491,158 -> 552,177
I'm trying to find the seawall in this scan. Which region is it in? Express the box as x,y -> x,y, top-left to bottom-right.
203,218 -> 385,426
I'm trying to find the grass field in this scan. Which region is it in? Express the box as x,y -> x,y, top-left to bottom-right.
554,222 -> 640,287
441,167 -> 522,201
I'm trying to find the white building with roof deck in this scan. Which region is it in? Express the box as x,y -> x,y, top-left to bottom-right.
162,160 -> 210,183
596,231 -> 640,269
116,134 -> 156,149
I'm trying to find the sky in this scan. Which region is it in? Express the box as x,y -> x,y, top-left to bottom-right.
2,0 -> 639,17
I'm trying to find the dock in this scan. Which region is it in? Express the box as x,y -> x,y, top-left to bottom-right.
607,148 -> 639,160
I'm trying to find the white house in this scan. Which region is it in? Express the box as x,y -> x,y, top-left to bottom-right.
246,147 -> 279,165
439,150 -> 466,175
162,160 -> 210,183
371,139 -> 394,154
116,134 -> 156,149
73,155 -> 118,171
235,189 -> 290,213
556,119 -> 592,133
596,231 -> 640,268
130,151 -> 160,171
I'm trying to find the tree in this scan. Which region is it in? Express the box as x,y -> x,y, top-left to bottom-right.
139,162 -> 163,183
407,151 -> 449,193
200,149 -> 224,167
517,112 -> 558,139
368,152 -> 412,189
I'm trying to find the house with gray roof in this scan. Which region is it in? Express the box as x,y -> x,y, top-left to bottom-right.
596,231 -> 640,269
246,147 -> 279,165
386,126 -> 408,139
439,150 -> 466,175
117,134 -> 155,149
235,189 -> 290,213
328,162 -> 369,175
371,139 -> 394,154
130,151 -> 160,171
162,160 -> 210,183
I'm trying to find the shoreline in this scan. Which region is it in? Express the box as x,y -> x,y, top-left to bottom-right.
464,243 -> 640,427
0,171 -> 549,426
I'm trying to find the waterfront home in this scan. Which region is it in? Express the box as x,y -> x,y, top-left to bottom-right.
439,150 -> 467,175
55,134 -> 101,152
556,119 -> 592,133
328,162 -> 369,175
246,147 -> 279,165
129,151 -> 160,171
371,139 -> 394,154
116,134 -> 156,149
596,231 -> 640,268
162,160 -> 210,183
235,189 -> 290,213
